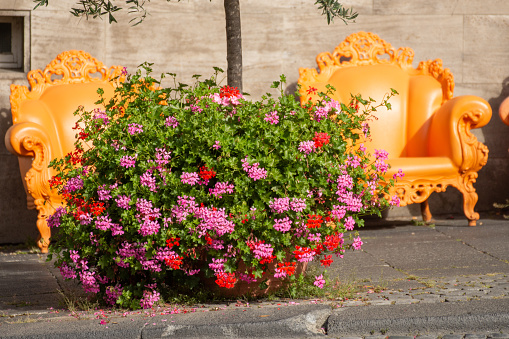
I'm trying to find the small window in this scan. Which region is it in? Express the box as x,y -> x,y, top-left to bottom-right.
0,11 -> 30,73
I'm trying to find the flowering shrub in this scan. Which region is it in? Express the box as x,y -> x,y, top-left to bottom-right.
48,64 -> 400,309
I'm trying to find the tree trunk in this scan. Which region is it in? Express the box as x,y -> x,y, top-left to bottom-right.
224,0 -> 243,92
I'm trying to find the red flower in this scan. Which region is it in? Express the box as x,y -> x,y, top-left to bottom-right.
49,176 -> 62,189
259,255 -> 276,265
199,165 -> 216,180
277,262 -> 297,276
307,214 -> 323,229
293,245 -> 314,261
220,85 -> 240,99
166,237 -> 180,248
313,132 -> 330,148
323,233 -> 343,251
215,272 -> 237,289
306,87 -> 318,95
320,255 -> 333,267
165,256 -> 183,270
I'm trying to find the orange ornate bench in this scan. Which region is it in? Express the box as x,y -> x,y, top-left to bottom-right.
5,51 -> 124,252
298,32 -> 492,226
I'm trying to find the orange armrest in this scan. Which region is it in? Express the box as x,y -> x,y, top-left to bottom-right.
5,122 -> 52,166
427,95 -> 492,168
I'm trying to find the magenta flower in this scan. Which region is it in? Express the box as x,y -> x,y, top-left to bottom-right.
264,111 -> 279,125
140,290 -> 160,309
127,123 -> 143,135
120,154 -> 137,168
155,148 -> 172,166
393,168 -> 405,180
252,242 -> 274,260
374,149 -> 389,160
180,172 -> 200,185
165,116 -> 179,128
105,284 -> 123,306
269,197 -> 290,214
273,217 -> 292,232
213,140 -> 221,150
290,198 -> 307,212
63,176 -> 83,193
140,171 -> 158,192
59,261 -> 77,279
313,274 -> 326,289
390,195 -> 401,207
298,141 -> 315,156
47,207 -> 66,228
241,157 -> 268,181
115,194 -> 131,209
344,216 -> 355,231
97,184 -> 111,201
352,236 -> 363,250
209,258 -> 226,273
209,181 -> 235,198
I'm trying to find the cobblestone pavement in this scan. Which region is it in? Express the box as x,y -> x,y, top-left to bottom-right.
336,273 -> 509,307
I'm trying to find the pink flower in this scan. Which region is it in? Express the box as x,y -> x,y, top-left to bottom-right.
165,116 -> 179,128
59,261 -> 77,279
269,197 -> 290,214
352,236 -> 363,250
344,216 -> 355,231
97,184 -> 111,201
393,169 -> 405,180
120,154 -> 137,168
180,172 -> 200,185
273,217 -> 292,232
209,258 -> 226,273
213,140 -> 221,150
390,195 -> 401,207
251,242 -> 274,260
375,159 -> 389,173
290,198 -> 307,212
298,141 -> 315,156
140,290 -> 160,309
155,148 -> 172,166
95,215 -> 114,231
345,155 -> 361,168
264,111 -> 279,125
115,194 -> 131,209
140,171 -> 158,192
105,284 -> 123,306
209,182 -> 235,198
374,149 -> 389,160
138,218 -> 160,236
127,123 -> 143,135
241,157 -> 267,181
314,274 -> 325,289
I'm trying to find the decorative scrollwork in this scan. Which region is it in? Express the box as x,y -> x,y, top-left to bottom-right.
298,32 -> 455,104
330,32 -> 414,69
458,110 -> 490,173
416,59 -> 455,102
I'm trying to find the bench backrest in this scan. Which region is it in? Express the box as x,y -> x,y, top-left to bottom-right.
298,32 -> 454,158
10,50 -> 123,161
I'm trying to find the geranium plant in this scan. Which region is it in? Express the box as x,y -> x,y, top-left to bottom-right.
47,63 -> 401,309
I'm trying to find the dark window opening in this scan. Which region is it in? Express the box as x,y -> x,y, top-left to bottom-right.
0,23 -> 12,54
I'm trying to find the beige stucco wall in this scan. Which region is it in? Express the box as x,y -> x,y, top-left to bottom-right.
1,0 -> 509,243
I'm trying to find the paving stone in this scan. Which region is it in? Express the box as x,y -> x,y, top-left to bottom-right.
442,335 -> 464,339
487,334 -> 509,339
464,335 -> 487,339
